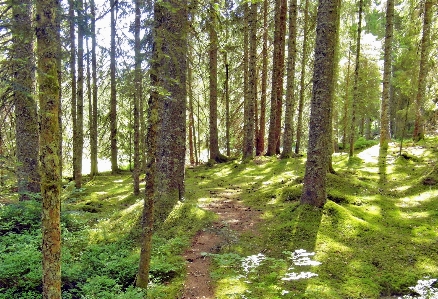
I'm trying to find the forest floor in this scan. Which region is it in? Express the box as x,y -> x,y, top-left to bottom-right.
1,139 -> 438,299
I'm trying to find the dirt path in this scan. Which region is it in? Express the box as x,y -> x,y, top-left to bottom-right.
181,188 -> 261,299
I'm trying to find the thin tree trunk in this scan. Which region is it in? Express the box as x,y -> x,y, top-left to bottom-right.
76,0 -> 85,188
188,62 -> 195,165
90,0 -> 98,176
281,0 -> 298,158
110,0 -> 118,173
69,0 -> 77,181
301,0 -> 340,207
224,52 -> 230,157
256,0 -> 268,156
295,0 -> 310,155
412,0 -> 433,142
133,0 -> 142,195
36,0 -> 62,296
267,0 -> 287,156
243,2 -> 257,160
12,0 -> 40,200
342,45 -> 352,151
348,0 -> 363,158
379,0 -> 394,154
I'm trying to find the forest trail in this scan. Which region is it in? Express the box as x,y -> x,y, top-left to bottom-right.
182,187 -> 261,299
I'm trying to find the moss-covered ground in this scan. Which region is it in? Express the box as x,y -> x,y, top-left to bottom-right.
0,139 -> 437,298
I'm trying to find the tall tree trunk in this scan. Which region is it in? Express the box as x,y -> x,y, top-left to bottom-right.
12,0 -> 40,200
342,45 -> 352,151
110,0 -> 118,173
75,0 -> 85,188
137,0 -> 188,288
133,0 -> 142,195
208,0 -> 224,162
90,0 -> 98,176
379,0 -> 394,154
36,0 -> 62,296
412,0 -> 433,142
301,0 -> 340,207
243,2 -> 257,160
266,0 -> 287,156
295,0 -> 309,155
348,0 -> 363,158
69,0 -> 77,181
281,0 -> 298,158
224,52 -> 231,157
256,0 -> 268,156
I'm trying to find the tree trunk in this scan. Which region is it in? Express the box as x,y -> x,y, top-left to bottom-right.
266,0 -> 287,156
256,0 -> 268,156
75,0 -> 85,188
379,0 -> 394,154
110,0 -> 118,173
69,0 -> 77,182
208,0 -> 224,162
90,0 -> 98,176
12,0 -> 40,200
295,0 -> 309,155
137,0 -> 188,288
301,0 -> 340,207
348,0 -> 363,158
224,52 -> 231,157
36,0 -> 62,297
243,2 -> 257,160
412,0 -> 433,142
281,0 -> 298,158
133,0 -> 142,195
342,45 -> 352,151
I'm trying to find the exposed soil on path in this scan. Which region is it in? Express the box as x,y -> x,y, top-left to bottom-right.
181,188 -> 261,299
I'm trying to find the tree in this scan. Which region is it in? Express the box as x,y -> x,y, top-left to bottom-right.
137,0 -> 188,288
266,0 -> 287,156
301,0 -> 340,207
110,0 -> 118,173
379,0 -> 394,155
243,1 -> 257,160
90,0 -> 98,177
412,0 -> 433,142
281,0 -> 298,158
256,0 -> 268,156
36,0 -> 62,297
295,0 -> 310,155
348,0 -> 364,158
12,0 -> 40,200
133,0 -> 142,195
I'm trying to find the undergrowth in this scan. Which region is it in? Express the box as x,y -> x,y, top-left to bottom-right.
1,138 -> 438,298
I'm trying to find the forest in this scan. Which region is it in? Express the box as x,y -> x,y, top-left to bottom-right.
0,0 -> 437,298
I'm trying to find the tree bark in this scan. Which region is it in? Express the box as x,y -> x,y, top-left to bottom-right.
412,0 -> 433,142
36,0 -> 62,297
266,0 -> 287,156
301,0 -> 340,207
379,0 -> 394,153
348,0 -> 363,158
110,0 -> 118,173
295,0 -> 310,155
281,0 -> 298,158
243,2 -> 257,160
12,0 -> 40,200
256,0 -> 268,156
133,0 -> 142,195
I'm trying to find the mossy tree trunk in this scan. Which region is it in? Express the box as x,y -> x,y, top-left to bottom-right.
412,0 -> 433,142
137,0 -> 188,288
301,0 -> 340,207
12,0 -> 40,200
36,0 -> 62,297
281,0 -> 298,159
266,0 -> 287,156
